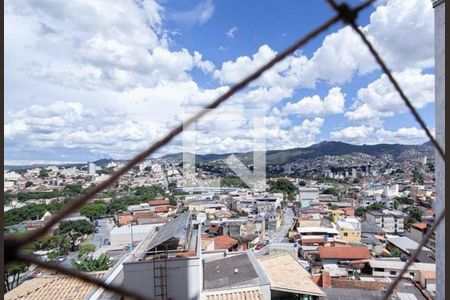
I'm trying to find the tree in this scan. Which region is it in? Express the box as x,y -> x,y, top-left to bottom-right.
58,220 -> 96,235
38,168 -> 49,178
322,187 -> 339,197
298,181 -> 306,187
25,181 -> 33,188
77,243 -> 96,258
389,248 -> 401,257
268,179 -> 297,195
412,169 -> 424,184
80,203 -> 107,220
4,262 -> 28,292
63,184 -> 83,194
71,253 -> 113,272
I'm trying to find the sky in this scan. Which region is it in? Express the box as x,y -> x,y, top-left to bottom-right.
4,0 -> 436,164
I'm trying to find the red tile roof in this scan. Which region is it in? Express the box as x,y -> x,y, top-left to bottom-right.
412,222 -> 428,230
134,211 -> 156,219
318,246 -> 371,260
148,200 -> 169,206
155,206 -> 169,213
213,235 -> 238,250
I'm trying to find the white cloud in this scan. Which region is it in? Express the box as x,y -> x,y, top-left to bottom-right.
345,68 -> 434,123
167,0 -> 214,26
226,27 -> 238,38
330,125 -> 430,145
6,0 -> 215,92
213,0 -> 434,90
283,87 -> 345,117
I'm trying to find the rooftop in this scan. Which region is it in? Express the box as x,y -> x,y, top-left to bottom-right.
320,288 -> 384,299
5,272 -> 106,300
318,246 -> 372,260
258,254 -> 325,296
203,252 -> 268,291
386,236 -> 431,254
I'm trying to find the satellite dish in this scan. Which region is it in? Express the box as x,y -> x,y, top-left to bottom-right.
197,212 -> 207,223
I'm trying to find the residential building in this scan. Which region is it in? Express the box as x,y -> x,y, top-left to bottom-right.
365,210 -> 404,234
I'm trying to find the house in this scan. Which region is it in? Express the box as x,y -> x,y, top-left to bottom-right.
336,220 -> 361,244
318,246 -> 371,265
361,237 -> 384,257
212,235 -> 238,251
386,236 -> 434,263
368,258 -> 435,280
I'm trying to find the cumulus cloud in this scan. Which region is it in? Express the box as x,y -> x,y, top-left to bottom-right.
283,87 -> 345,117
6,0 -> 215,92
213,0 -> 434,89
345,68 -> 434,123
330,125 -> 430,145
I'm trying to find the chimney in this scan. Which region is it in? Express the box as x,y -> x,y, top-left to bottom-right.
322,271 -> 331,288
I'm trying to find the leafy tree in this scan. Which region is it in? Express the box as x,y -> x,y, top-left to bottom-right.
322,187 -> 339,197
63,184 -> 83,194
412,169 -> 424,184
168,196 -> 177,206
220,177 -> 249,188
268,179 -> 297,195
38,168 -> 49,178
4,202 -> 62,226
77,243 -> 96,258
389,248 -> 401,257
355,207 -> 367,217
404,207 -> 422,224
25,181 -> 33,188
328,204 -> 339,210
80,203 -> 107,220
58,220 -> 96,235
71,253 -> 113,272
353,178 -> 360,184
4,262 -> 28,292
298,181 -> 306,187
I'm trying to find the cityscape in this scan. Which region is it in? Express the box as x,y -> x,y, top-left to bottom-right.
4,140 -> 438,299
4,0 -> 444,299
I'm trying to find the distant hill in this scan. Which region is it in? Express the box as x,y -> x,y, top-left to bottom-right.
5,141 -> 434,171
161,141 -> 434,165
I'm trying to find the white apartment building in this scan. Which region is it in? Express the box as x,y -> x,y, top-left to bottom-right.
366,210 -> 404,234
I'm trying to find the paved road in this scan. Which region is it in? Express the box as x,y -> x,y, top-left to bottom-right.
270,207 -> 295,243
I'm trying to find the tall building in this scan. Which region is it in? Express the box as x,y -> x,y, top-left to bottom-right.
88,162 -> 97,175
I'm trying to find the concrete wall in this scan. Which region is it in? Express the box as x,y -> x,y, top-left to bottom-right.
434,1 -> 445,299
123,257 -> 202,300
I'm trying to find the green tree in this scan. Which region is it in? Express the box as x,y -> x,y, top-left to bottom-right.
268,179 -> 297,196
80,203 -> 107,220
298,181 -> 306,186
58,220 -> 96,235
77,243 -> 97,258
71,253 -> 113,272
389,248 -> 401,257
38,168 -> 49,178
322,187 -> 339,197
412,169 -> 424,184
4,262 -> 28,292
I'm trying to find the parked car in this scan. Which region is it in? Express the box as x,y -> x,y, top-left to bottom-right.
255,243 -> 264,250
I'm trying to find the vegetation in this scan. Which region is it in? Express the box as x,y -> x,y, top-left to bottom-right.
298,180 -> 306,186
106,186 -> 161,214
77,243 -> 97,258
322,187 -> 339,197
403,206 -> 422,224
220,177 -> 249,188
267,179 -> 297,197
355,203 -> 387,217
38,168 -> 49,178
58,220 -> 96,235
412,169 -> 424,184
4,262 -> 28,292
4,202 -> 63,226
71,253 -> 113,272
80,203 -> 107,220
389,248 -> 401,258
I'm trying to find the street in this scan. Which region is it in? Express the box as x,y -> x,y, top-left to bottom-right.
270,207 -> 295,243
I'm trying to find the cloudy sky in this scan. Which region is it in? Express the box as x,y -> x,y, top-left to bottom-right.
5,0 -> 436,164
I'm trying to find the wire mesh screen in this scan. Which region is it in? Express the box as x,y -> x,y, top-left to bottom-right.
4,1 -> 444,299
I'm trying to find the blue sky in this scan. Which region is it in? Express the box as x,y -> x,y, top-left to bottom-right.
4,0 -> 436,164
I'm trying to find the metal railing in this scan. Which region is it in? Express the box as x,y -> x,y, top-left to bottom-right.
4,1 -> 444,299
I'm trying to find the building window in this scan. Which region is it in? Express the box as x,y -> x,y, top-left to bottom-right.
390,271 -> 397,275
374,268 -> 384,272
344,233 -> 348,237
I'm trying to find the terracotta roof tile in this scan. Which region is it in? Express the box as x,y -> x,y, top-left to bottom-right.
318,246 -> 372,260
4,272 -> 106,300
147,200 -> 169,206
412,222 -> 428,230
213,235 -> 238,250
